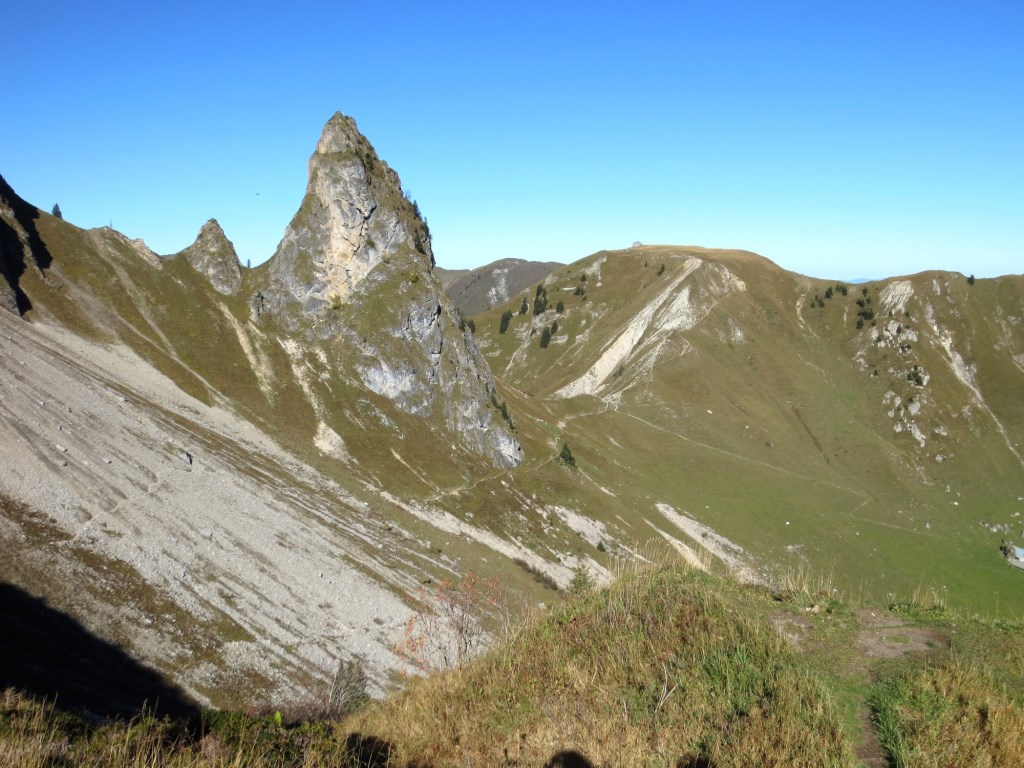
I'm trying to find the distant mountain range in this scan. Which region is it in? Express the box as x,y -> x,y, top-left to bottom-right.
439,258 -> 563,317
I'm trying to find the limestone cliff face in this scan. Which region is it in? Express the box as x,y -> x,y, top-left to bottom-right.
264,113 -> 426,330
258,113 -> 522,468
177,219 -> 242,295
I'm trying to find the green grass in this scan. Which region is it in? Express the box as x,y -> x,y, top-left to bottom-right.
8,558 -> 1024,766
468,247 -> 1024,616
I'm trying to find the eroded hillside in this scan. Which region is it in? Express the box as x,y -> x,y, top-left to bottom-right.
0,117 -> 599,710
471,246 -> 1024,614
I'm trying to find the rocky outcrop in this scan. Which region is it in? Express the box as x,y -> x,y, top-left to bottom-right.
258,113 -> 522,468
263,112 -> 429,331
177,219 -> 242,295
0,175 -> 52,315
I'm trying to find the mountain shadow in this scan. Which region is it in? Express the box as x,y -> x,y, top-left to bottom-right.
0,582 -> 198,721
0,174 -> 53,315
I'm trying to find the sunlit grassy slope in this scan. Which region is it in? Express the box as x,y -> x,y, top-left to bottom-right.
13,201 -> 1024,617
470,246 -> 1024,615
4,558 -> 1024,767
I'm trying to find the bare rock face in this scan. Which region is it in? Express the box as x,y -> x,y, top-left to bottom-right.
264,112 -> 424,330
177,219 -> 242,295
259,113 -> 522,468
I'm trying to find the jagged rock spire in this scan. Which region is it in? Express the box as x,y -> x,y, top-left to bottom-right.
177,219 -> 242,295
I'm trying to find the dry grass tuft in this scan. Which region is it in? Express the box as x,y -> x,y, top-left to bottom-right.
346,562 -> 856,766
872,662 -> 1024,768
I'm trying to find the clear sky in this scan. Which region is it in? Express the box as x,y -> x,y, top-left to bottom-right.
3,1 -> 1022,279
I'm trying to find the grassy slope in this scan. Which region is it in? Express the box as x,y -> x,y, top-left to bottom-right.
469,246 -> 1024,615
15,211 -> 1024,616
4,559 -> 1023,767
444,258 -> 563,316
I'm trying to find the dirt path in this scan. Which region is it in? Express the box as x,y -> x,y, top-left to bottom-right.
851,607 -> 949,767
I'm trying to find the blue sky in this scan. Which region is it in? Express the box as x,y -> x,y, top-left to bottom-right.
4,1 -> 1022,278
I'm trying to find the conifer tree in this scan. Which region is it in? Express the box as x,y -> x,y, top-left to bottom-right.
559,442 -> 576,468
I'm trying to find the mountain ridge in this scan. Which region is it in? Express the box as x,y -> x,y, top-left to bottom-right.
1,116 -> 1023,716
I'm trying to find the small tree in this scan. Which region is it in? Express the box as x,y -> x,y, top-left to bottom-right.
657,264 -> 666,276
51,204 -> 62,219
540,327 -> 551,348
466,318 -> 475,334
550,320 -> 558,335
519,297 -> 529,315
567,566 -> 595,598
559,442 -> 576,468
967,274 -> 976,285
580,272 -> 588,283
499,310 -> 512,334
533,286 -> 548,316
556,300 -> 565,313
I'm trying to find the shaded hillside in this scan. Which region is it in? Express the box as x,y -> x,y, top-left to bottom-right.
445,257 -> 562,316
433,266 -> 469,288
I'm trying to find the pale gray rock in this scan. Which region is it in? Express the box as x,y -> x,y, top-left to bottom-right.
262,112 -> 421,331
257,112 -> 521,467
177,219 -> 242,295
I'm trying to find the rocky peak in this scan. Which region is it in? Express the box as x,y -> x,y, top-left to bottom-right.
177,219 -> 242,295
263,112 -> 432,330
256,112 -> 521,468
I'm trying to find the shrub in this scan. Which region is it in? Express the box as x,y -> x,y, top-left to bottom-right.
519,297 -> 529,315
326,657 -> 370,718
556,300 -> 565,313
559,441 -> 576,467
499,310 -> 512,334
499,401 -> 513,429
513,558 -> 560,591
395,572 -> 501,672
567,566 -> 595,597
657,264 -> 666,276
967,274 -> 976,285
540,327 -> 551,348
